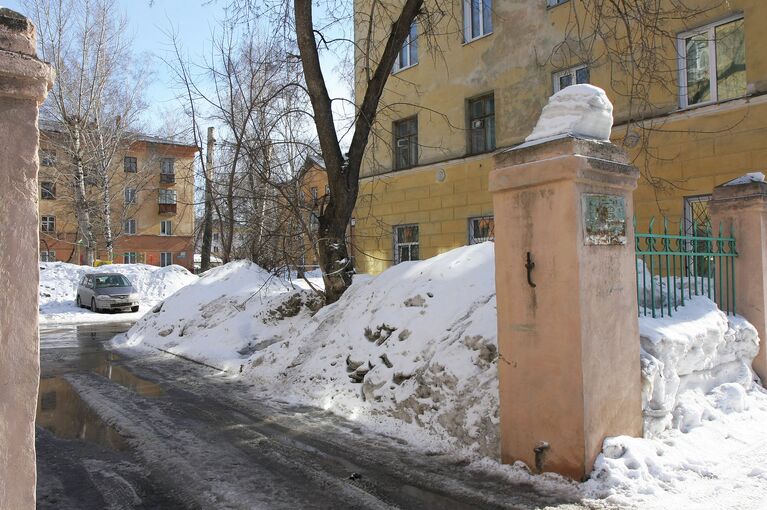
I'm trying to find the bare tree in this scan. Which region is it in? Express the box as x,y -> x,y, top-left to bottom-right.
27,0 -> 146,263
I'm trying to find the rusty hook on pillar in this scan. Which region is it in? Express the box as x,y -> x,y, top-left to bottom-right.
525,252 -> 536,288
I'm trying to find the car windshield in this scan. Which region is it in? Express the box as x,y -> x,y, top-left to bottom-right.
94,275 -> 131,288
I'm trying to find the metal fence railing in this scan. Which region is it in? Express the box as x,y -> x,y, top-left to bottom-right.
635,217 -> 737,318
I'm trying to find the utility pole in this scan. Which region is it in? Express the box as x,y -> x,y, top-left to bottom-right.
200,126 -> 215,272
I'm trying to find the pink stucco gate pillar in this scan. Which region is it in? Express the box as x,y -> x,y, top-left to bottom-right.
0,8 -> 53,508
490,135 -> 643,480
709,180 -> 767,381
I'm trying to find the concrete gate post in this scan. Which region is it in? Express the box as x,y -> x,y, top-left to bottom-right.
490,135 -> 643,480
709,180 -> 767,381
0,8 -> 53,509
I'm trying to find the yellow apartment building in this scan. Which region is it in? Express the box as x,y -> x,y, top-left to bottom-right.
351,0 -> 767,274
38,123 -> 198,271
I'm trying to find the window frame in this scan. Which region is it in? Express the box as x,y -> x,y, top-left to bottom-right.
552,64 -> 590,93
160,252 -> 173,267
41,250 -> 56,262
677,14 -> 746,109
124,156 -> 138,173
393,116 -> 419,171
40,149 -> 56,167
40,181 -> 56,200
161,158 -> 175,175
40,215 -> 55,233
393,224 -> 420,264
467,92 -> 496,155
393,22 -> 419,73
123,252 -> 137,264
124,218 -> 137,235
160,220 -> 172,236
159,189 -> 177,204
463,0 -> 493,44
124,187 -> 137,204
468,215 -> 495,244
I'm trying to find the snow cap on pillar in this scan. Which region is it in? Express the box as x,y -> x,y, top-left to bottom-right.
525,84 -> 614,143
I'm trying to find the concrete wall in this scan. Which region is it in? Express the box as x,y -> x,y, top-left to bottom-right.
0,7 -> 53,509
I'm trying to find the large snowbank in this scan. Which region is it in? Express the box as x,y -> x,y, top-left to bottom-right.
39,261 -> 197,324
116,244 -> 767,507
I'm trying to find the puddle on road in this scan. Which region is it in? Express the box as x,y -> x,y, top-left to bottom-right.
91,352 -> 164,398
36,377 -> 128,451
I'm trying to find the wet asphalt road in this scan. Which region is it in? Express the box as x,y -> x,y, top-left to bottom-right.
37,322 -> 597,510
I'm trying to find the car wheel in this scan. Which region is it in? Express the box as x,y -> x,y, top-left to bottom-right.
76,295 -> 81,308
91,298 -> 98,313
131,305 -> 139,313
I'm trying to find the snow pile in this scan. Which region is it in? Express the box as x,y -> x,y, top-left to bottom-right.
39,261 -> 197,324
117,244 -> 501,456
640,297 -> 759,435
525,84 -> 614,143
116,244 -> 767,506
724,172 -> 765,186
115,260 -> 315,367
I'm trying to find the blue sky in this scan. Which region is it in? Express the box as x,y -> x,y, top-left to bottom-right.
5,0 -> 352,138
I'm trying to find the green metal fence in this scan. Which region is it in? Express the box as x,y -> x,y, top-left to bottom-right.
635,217 -> 737,318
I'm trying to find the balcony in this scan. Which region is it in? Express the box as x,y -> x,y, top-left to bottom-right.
158,203 -> 177,215
160,173 -> 175,184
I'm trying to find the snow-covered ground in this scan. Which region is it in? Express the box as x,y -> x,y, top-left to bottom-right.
39,262 -> 197,325
115,244 -> 767,508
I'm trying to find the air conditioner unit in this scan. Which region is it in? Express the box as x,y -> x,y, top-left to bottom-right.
472,119 -> 484,129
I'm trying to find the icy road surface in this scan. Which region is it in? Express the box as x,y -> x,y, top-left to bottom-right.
37,323 -> 596,510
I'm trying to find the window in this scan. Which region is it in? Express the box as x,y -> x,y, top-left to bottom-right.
393,117 -> 418,170
469,216 -> 495,244
41,216 -> 55,233
547,0 -> 569,6
124,187 -> 137,204
124,156 -> 137,173
394,225 -> 419,264
678,16 -> 746,108
553,65 -> 590,93
463,0 -> 492,43
468,93 -> 496,154
393,23 -> 418,72
325,184 -> 330,196
311,187 -> 318,201
212,232 -> 220,242
161,158 -> 175,174
124,218 -> 136,235
40,251 -> 56,262
41,181 -> 56,200
161,220 -> 172,236
159,189 -> 177,204
123,252 -> 137,264
160,252 -> 173,267
40,149 -> 56,167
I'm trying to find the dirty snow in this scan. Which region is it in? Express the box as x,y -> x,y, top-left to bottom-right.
525,84 -> 614,143
39,261 -> 197,325
116,243 -> 767,508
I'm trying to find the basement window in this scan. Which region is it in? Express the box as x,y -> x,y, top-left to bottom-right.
553,65 -> 590,93
469,216 -> 495,244
394,224 -> 419,264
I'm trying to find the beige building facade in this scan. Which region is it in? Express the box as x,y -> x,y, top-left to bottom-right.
352,0 -> 767,274
38,126 -> 197,270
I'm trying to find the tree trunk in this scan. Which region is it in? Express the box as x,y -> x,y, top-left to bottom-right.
72,125 -> 96,265
200,126 -> 215,272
